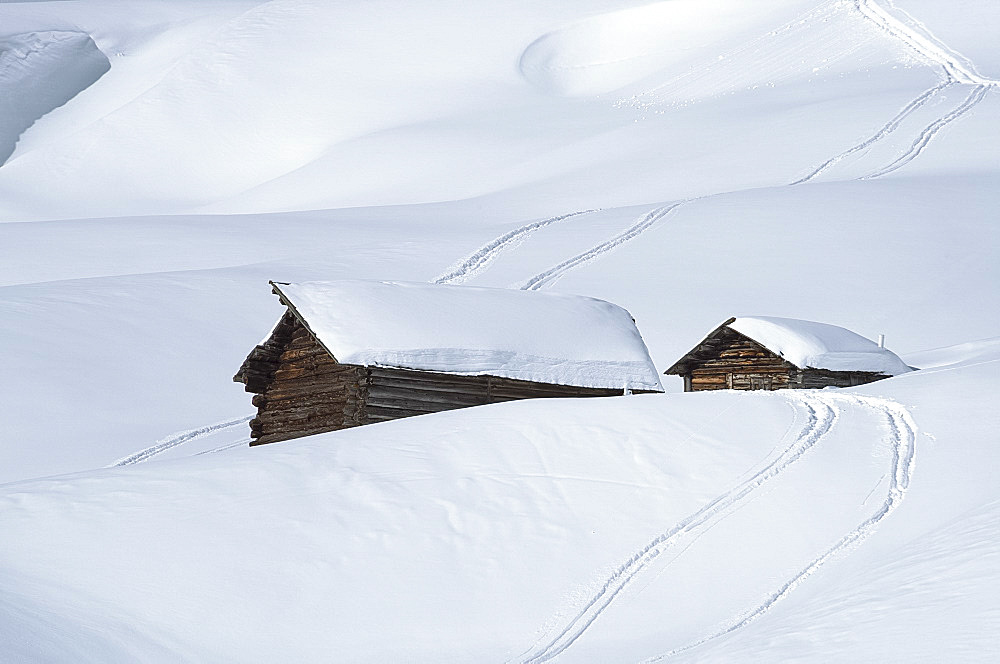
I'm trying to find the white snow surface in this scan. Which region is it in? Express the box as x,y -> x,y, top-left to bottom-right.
729,316 -> 912,375
275,280 -> 662,391
0,0 -> 998,661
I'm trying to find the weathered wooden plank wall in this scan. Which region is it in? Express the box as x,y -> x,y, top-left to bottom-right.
237,309 -> 648,445
677,327 -> 888,392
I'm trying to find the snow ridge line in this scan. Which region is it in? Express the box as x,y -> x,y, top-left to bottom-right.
861,84 -> 991,179
646,393 -> 917,661
791,80 -> 952,185
853,0 -> 998,86
432,210 -> 599,285
108,415 -> 253,467
518,202 -> 688,291
513,393 -> 838,664
882,0 -> 981,77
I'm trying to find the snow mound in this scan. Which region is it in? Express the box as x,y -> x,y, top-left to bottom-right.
0,31 -> 109,165
903,336 -> 1000,370
518,0 -> 914,100
730,316 -> 912,375
272,280 -> 663,391
519,0 -> 751,97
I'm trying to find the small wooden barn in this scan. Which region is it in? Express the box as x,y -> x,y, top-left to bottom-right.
664,316 -> 911,392
234,280 -> 662,445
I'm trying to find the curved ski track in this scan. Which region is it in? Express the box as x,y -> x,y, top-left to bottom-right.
516,393 -> 916,664
854,0 -> 996,86
797,0 -> 997,184
861,83 -> 991,179
433,1 -> 994,290
791,79 -> 953,184
109,415 -> 253,467
518,202 -> 688,291
433,210 -> 599,285
513,392 -> 838,664
646,394 -> 917,661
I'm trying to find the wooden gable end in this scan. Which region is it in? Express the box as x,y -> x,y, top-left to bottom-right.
234,303 -> 654,446
665,321 -> 796,392
234,309 -> 367,445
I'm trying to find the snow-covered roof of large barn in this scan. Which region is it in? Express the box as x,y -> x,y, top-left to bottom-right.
268,280 -> 663,391
679,316 -> 910,376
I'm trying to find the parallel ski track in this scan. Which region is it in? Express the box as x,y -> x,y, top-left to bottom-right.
196,438 -> 253,456
513,392 -> 838,664
519,202 -> 688,291
647,394 -> 917,661
854,0 -> 996,86
791,79 -> 953,184
109,415 -> 253,467
861,83 -> 991,179
438,0 -> 996,289
433,210 -> 599,285
796,0 -> 997,184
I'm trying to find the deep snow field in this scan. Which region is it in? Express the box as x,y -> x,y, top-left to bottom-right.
1,0 -> 998,661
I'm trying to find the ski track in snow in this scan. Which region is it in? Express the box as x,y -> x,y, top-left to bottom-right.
854,0 -> 996,86
434,1 -> 996,290
513,392 -> 839,664
516,393 -> 917,664
830,0 -> 996,181
860,83 -> 992,179
109,415 -> 253,467
518,202 -> 689,291
796,0 -> 998,184
196,438 -> 254,456
646,394 -> 917,661
790,79 -> 953,184
432,210 -> 599,285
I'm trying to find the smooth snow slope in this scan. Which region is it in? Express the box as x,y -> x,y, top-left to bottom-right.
0,349 -> 996,662
1,0 -> 994,220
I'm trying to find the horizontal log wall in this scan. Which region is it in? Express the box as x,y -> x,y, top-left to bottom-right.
685,330 -> 793,392
790,369 -> 889,389
239,309 -> 657,444
246,319 -> 368,445
363,367 -> 629,423
689,368 -> 791,392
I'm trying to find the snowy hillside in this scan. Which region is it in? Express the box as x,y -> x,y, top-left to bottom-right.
1,0 -> 998,661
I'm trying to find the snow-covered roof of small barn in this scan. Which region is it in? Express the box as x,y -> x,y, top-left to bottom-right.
666,316 -> 912,376
268,280 -> 663,391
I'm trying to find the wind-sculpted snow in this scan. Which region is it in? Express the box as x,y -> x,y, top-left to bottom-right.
0,31 -> 109,165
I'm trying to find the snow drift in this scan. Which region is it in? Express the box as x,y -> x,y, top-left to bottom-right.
0,31 -> 109,165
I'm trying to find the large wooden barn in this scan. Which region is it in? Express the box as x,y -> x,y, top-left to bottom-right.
234,280 -> 663,445
664,316 -> 911,392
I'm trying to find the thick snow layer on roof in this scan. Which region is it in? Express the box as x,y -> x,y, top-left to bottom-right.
272,280 -> 662,391
729,316 -> 912,375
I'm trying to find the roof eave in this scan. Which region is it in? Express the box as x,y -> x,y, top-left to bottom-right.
663,317 -> 737,374
268,280 -> 340,363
